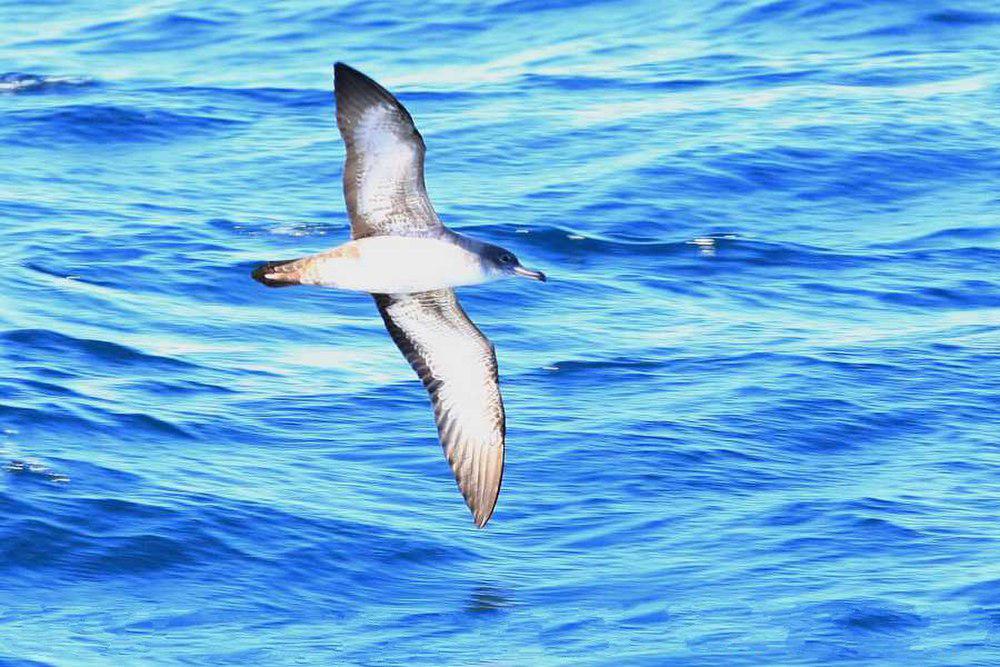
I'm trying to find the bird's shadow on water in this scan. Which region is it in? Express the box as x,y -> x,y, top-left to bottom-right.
465,584 -> 515,615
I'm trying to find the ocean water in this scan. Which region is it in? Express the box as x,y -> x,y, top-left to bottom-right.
2,0 -> 999,663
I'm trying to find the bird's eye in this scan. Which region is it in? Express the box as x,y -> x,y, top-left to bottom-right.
500,253 -> 515,263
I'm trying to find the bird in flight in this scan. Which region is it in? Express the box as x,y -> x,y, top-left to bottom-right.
253,63 -> 546,527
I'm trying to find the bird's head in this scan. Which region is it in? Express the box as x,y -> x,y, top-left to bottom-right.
482,244 -> 546,282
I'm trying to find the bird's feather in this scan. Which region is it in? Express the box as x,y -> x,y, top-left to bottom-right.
373,289 -> 505,527
335,63 -> 443,240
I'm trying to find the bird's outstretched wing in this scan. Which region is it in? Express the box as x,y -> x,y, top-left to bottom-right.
335,62 -> 443,240
373,289 -> 505,527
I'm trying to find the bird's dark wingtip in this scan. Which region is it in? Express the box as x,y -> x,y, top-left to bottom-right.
334,62 -> 369,87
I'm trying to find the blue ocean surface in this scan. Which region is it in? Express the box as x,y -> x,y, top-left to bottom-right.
2,0 -> 999,663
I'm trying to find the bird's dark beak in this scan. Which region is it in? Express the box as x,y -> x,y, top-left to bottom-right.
513,265 -> 546,282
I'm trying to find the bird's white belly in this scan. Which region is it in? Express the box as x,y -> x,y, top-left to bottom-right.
304,236 -> 488,293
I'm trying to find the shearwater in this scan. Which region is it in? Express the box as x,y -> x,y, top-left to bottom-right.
253,63 -> 546,527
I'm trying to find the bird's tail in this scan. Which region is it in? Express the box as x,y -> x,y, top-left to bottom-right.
251,259 -> 302,288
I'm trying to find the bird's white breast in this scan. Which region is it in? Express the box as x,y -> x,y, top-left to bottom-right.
302,236 -> 490,293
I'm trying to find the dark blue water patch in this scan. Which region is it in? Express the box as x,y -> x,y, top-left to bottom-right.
839,8 -> 1000,40
481,223 -> 697,258
2,329 -> 196,373
2,104 -> 243,145
952,578 -> 1000,608
2,519 -> 238,578
143,85 -> 332,110
91,535 -> 242,579
0,516 -> 94,570
724,0 -> 920,40
521,72 -> 714,93
1,377 -> 81,400
829,64 -> 978,88
386,18 -> 490,41
1,389 -> 198,447
30,458 -> 146,494
0,201 -> 61,221
89,13 -> 227,34
128,201 -> 200,217
657,238 -> 883,273
730,394 -> 943,454
132,378 -> 237,397
0,403 -> 101,440
0,492 -> 379,581
876,282 -> 1000,310
279,2 -> 421,32
491,0 -> 610,12
699,145 -> 992,205
545,356 -> 672,376
76,12 -> 232,54
734,0 -> 804,24
784,599 -> 928,661
0,656 -> 54,667
830,512 -> 926,546
837,7 -> 1000,41
102,411 -> 194,441
168,498 -> 484,598
928,9 -> 1000,25
724,67 -> 824,88
759,500 -> 831,527
0,491 -> 58,538
24,248 -> 148,277
22,253 -> 273,306
871,225 -> 1000,250
391,88 -> 491,104
732,0 -> 914,26
797,0 -> 883,20
802,250 -> 1000,306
